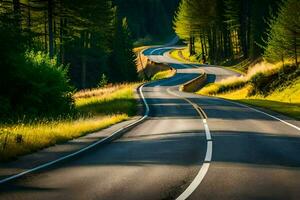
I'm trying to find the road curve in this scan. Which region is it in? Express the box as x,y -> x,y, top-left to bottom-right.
1,46 -> 300,200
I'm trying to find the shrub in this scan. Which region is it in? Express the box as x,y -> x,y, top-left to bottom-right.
0,51 -> 74,120
0,14 -> 74,120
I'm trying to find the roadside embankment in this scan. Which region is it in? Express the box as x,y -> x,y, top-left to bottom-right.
197,62 -> 300,120
135,46 -> 174,80
180,71 -> 207,93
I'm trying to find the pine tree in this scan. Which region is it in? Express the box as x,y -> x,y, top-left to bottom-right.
264,0 -> 300,66
173,0 -> 195,55
109,17 -> 137,82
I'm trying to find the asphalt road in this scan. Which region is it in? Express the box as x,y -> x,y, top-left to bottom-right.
0,46 -> 300,200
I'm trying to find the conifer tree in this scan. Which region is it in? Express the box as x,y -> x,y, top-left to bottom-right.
264,0 -> 300,66
109,17 -> 137,82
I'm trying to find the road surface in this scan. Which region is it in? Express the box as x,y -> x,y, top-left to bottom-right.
0,46 -> 300,200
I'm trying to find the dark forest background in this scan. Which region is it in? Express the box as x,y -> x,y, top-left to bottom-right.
114,0 -> 179,44
0,0 -> 179,118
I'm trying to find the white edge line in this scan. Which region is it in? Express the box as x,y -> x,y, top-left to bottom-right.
0,84 -> 150,185
177,163 -> 210,200
163,47 -> 218,199
176,119 -> 212,200
166,87 -> 212,200
160,46 -> 300,199
224,99 -> 300,131
149,47 -> 163,55
150,47 -> 214,200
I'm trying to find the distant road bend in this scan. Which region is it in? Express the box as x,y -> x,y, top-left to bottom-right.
0,46 -> 300,200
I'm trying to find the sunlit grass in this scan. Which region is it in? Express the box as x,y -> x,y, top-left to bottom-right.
202,74 -> 300,119
151,69 -> 176,81
218,84 -> 300,120
198,61 -> 297,96
0,83 -> 139,161
197,76 -> 247,95
0,115 -> 128,161
170,49 -> 190,63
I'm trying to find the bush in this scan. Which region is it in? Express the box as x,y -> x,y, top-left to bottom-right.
0,19 -> 74,120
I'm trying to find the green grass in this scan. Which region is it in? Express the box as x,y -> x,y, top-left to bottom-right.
151,69 -> 176,81
169,49 -> 198,63
169,49 -> 187,62
236,99 -> 300,120
0,83 -> 139,161
198,70 -> 300,120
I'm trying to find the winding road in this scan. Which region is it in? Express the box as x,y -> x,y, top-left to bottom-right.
0,46 -> 300,200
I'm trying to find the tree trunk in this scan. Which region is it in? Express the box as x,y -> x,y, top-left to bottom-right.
13,0 -> 21,27
59,17 -> 64,63
192,36 -> 195,55
200,32 -> 204,56
44,11 -> 48,52
27,0 -> 31,30
82,55 -> 87,88
189,36 -> 193,56
81,31 -> 87,88
48,0 -> 54,58
294,32 -> 298,67
207,29 -> 213,63
203,33 -> 208,57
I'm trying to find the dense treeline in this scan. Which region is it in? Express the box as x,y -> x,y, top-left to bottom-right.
173,0 -> 298,65
0,0 -> 138,118
0,0 -> 139,87
113,0 -> 179,44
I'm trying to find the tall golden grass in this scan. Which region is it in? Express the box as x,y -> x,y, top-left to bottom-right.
151,69 -> 176,81
0,83 -> 139,161
198,61 -> 295,95
198,61 -> 300,119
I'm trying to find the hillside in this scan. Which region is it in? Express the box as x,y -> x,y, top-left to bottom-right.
198,62 -> 300,119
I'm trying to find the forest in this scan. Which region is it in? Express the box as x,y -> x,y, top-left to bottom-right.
115,0 -> 179,44
0,0 -> 179,119
174,0 -> 299,66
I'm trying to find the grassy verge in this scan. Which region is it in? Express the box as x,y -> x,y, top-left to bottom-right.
216,82 -> 300,120
169,48 -> 200,63
0,83 -> 139,161
198,62 -> 300,120
151,69 -> 176,81
236,99 -> 299,120
169,49 -> 189,63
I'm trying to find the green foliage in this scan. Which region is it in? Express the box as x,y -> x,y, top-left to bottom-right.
109,17 -> 138,83
0,19 -> 73,119
0,49 -> 74,119
264,0 -> 300,66
24,51 -> 74,113
0,83 -> 138,161
174,0 -> 280,63
98,74 -> 109,88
